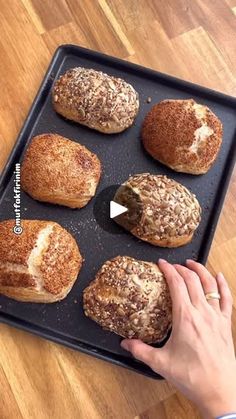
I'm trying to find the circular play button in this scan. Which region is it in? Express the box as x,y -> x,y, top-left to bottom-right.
93,184 -> 143,235
113,184 -> 143,231
110,200 -> 128,218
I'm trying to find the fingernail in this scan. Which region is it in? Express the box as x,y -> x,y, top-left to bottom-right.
158,258 -> 167,263
120,340 -> 129,351
217,272 -> 224,279
186,259 -> 192,263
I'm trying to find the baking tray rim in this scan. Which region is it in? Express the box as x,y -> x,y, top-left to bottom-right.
0,312 -> 162,379
1,43 -> 236,194
0,43 -> 236,379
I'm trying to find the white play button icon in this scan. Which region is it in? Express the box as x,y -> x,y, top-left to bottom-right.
110,201 -> 128,219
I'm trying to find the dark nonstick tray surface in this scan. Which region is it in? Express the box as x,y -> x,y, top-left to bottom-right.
0,45 -> 235,379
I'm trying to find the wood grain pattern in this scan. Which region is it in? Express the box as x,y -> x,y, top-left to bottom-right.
0,1 -> 235,418
136,392 -> 202,419
30,0 -> 73,32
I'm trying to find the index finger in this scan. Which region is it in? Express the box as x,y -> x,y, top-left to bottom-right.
158,259 -> 191,316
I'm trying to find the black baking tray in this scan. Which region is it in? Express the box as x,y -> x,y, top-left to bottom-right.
0,45 -> 235,379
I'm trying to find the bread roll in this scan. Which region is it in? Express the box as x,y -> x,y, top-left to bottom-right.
0,220 -> 82,303
114,174 -> 201,247
21,133 -> 101,208
83,256 -> 172,344
142,99 -> 223,174
52,67 -> 139,134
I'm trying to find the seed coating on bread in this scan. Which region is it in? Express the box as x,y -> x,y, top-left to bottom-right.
21,133 -> 101,208
114,174 -> 201,247
0,220 -> 82,302
142,99 -> 223,174
52,67 -> 139,133
83,256 -> 172,344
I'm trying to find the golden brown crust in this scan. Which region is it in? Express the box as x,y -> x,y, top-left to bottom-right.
0,286 -> 75,303
0,220 -> 82,303
142,99 -> 223,174
83,256 -> 172,344
132,230 -> 194,248
41,224 -> 82,295
0,271 -> 36,288
21,133 -> 101,208
114,174 -> 201,248
52,67 -> 139,134
0,219 -> 48,266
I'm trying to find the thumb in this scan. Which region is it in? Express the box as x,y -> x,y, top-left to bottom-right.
121,339 -> 166,374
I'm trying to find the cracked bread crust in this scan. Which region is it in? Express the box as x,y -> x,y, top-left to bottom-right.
52,67 -> 139,134
0,220 -> 82,303
83,256 -> 172,344
142,99 -> 222,174
114,174 -> 201,247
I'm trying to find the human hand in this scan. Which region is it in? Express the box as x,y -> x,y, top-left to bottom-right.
121,260 -> 236,419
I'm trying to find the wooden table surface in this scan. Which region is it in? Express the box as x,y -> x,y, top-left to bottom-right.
0,1 -> 235,418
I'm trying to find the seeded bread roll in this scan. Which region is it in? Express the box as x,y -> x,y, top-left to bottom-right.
0,220 -> 82,303
52,67 -> 139,134
83,256 -> 172,344
21,133 -> 101,208
142,99 -> 223,174
114,174 -> 201,247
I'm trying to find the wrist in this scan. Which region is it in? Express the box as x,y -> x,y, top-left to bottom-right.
198,364 -> 236,419
199,390 -> 236,419
201,403 -> 236,419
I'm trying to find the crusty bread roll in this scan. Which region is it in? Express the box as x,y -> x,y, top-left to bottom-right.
52,67 -> 139,134
83,256 -> 172,344
0,220 -> 82,303
142,99 -> 223,174
21,133 -> 101,208
114,174 -> 201,247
